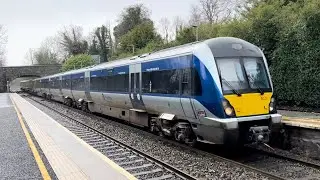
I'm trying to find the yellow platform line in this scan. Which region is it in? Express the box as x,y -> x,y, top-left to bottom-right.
10,96 -> 51,180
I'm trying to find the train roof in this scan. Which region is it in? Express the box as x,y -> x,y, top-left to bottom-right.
34,37 -> 259,81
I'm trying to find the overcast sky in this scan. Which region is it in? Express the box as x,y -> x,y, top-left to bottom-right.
0,0 -> 198,66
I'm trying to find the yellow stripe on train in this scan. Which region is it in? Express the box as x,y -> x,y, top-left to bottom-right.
224,92 -> 272,117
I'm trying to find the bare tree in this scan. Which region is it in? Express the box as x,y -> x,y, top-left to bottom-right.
0,25 -> 7,67
25,45 -> 59,65
42,36 -> 67,63
189,4 -> 203,26
33,47 -> 59,65
107,23 -> 114,56
24,35 -> 62,65
24,49 -> 35,65
159,17 -> 171,43
172,16 -> 185,39
199,0 -> 232,24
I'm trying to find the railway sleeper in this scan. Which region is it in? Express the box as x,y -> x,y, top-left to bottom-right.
118,159 -> 147,167
124,163 -> 153,171
107,151 -> 131,158
133,168 -> 163,177
117,159 -> 145,167
147,174 -> 175,180
113,155 -> 140,163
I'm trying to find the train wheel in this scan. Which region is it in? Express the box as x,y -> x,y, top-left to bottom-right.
149,117 -> 162,136
66,99 -> 72,107
173,122 -> 197,147
81,102 -> 88,112
72,101 -> 77,108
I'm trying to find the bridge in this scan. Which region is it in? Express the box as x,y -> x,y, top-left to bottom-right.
0,64 -> 62,92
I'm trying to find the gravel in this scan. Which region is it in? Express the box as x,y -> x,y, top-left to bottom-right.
237,150 -> 320,179
286,128 -> 320,162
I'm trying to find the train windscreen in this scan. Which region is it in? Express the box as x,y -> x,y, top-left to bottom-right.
216,57 -> 271,95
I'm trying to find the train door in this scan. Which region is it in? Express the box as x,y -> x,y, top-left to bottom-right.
84,71 -> 92,101
58,76 -> 63,100
48,78 -> 52,95
180,68 -> 197,119
129,64 -> 146,110
129,64 -> 148,126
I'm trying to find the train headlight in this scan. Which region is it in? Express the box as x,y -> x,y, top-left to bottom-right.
269,97 -> 276,113
225,107 -> 234,116
222,99 -> 235,117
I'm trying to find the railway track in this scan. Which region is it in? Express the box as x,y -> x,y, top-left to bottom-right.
26,97 -> 197,180
26,94 -> 314,180
248,146 -> 320,169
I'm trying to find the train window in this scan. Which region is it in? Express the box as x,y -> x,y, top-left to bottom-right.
54,79 -> 61,89
90,77 -> 105,91
71,78 -> 85,91
113,74 -> 129,92
131,73 -> 134,92
105,76 -> 114,91
136,73 -> 140,92
182,68 -> 202,96
41,79 -> 49,89
216,58 -> 249,92
142,72 -> 151,93
90,74 -> 129,92
181,69 -> 191,95
142,69 -> 179,94
243,57 -> 270,89
192,68 -> 202,96
62,79 -> 70,89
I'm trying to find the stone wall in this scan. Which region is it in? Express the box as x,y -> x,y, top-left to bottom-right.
0,65 -> 61,92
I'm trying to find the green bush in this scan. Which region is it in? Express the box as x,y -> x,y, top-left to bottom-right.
62,54 -> 95,72
270,0 -> 320,107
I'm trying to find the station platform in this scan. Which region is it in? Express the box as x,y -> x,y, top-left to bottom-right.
0,93 -> 44,179
278,110 -> 320,130
2,93 -> 136,180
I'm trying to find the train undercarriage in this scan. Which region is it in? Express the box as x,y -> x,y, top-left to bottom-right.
27,91 -> 282,147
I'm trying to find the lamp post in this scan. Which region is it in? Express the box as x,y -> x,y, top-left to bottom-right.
192,25 -> 199,42
129,44 -> 135,54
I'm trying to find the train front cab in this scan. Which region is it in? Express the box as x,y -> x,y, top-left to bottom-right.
194,37 -> 282,145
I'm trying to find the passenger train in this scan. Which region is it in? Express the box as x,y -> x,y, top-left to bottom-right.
21,37 -> 282,146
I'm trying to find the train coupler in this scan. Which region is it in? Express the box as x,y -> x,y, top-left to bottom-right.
247,126 -> 270,143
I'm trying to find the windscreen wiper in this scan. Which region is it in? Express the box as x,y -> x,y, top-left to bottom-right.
221,78 -> 242,96
247,75 -> 264,95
